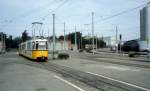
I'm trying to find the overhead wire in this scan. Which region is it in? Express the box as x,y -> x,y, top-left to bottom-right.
86,3 -> 147,25
38,0 -> 69,22
1,0 -> 56,28
11,0 -> 57,22
0,0 -> 68,32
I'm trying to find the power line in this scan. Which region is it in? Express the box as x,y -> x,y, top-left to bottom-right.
87,3 -> 147,25
0,0 -> 68,31
11,0 -> 57,21
34,0 -> 69,37
38,0 -> 69,22
24,0 -> 68,36
55,16 -> 64,24
1,0 -> 56,27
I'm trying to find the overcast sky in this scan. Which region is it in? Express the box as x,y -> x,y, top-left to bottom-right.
0,0 -> 149,40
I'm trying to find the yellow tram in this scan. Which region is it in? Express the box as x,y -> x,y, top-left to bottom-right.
19,38 -> 48,61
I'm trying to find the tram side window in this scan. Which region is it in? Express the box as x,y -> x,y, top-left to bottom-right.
32,42 -> 35,50
36,42 -> 39,50
22,44 -> 26,50
27,42 -> 31,50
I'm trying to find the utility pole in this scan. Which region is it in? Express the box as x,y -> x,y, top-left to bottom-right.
3,34 -> 5,53
116,26 -> 118,53
1,33 -> 3,53
75,25 -> 77,50
64,22 -> 66,50
47,27 -> 50,54
47,28 -> 49,38
78,32 -> 81,50
2,33 -> 4,53
96,34 -> 98,51
119,34 -> 122,53
52,14 -> 56,59
92,12 -> 94,54
81,31 -> 82,49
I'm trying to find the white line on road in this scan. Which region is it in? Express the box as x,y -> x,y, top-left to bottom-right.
54,75 -> 85,91
103,66 -> 140,72
86,71 -> 150,91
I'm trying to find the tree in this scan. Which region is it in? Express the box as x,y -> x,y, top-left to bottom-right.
4,34 -> 22,50
12,37 -> 22,48
58,35 -> 64,41
66,32 -> 106,49
67,32 -> 82,49
5,35 -> 12,49
82,37 -> 106,49
22,30 -> 28,42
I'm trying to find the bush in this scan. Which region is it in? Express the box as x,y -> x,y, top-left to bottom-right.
128,54 -> 134,57
128,52 -> 135,57
85,49 -> 92,53
79,49 -> 83,52
58,53 -> 69,59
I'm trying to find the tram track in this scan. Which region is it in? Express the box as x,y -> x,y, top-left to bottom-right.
84,56 -> 150,69
39,62 -> 148,91
72,53 -> 150,69
1,53 -> 148,91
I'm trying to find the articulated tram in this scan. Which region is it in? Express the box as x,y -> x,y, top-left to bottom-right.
19,38 -> 48,61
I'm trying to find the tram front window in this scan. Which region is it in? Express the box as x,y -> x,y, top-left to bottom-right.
36,41 -> 48,50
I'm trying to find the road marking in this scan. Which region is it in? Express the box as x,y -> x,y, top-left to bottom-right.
86,71 -> 150,91
96,57 -> 124,62
54,75 -> 85,91
103,66 -> 140,72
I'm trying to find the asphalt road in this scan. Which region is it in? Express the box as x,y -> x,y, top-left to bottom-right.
1,51 -> 150,91
0,52 -> 96,91
70,51 -> 150,69
52,51 -> 150,90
